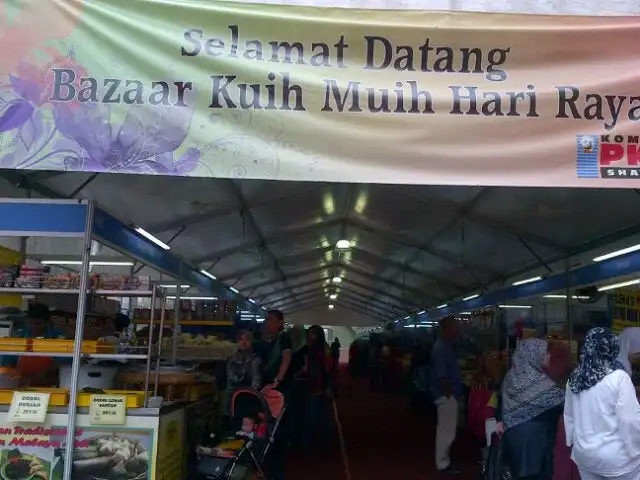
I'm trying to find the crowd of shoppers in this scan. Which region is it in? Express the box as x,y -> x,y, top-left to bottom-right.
487,326 -> 640,480
221,310 -> 337,480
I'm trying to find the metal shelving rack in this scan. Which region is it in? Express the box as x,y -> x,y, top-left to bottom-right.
0,198 -> 263,480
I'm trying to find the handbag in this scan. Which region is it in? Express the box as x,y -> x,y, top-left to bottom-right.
481,433 -> 511,480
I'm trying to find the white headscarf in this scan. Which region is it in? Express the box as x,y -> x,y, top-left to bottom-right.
616,327 -> 640,374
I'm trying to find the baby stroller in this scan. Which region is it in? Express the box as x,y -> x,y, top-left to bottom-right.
196,386 -> 286,480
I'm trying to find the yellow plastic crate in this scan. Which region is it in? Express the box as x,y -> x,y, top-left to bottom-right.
0,338 -> 28,352
22,387 -> 69,406
31,339 -> 116,354
0,390 -> 14,404
77,390 -> 148,408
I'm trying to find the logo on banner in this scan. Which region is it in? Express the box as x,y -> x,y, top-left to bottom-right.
577,135 -> 640,179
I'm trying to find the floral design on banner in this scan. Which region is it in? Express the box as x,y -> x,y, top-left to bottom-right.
0,47 -> 201,175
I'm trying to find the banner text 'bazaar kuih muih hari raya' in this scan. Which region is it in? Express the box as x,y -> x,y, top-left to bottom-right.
3,0 -> 640,187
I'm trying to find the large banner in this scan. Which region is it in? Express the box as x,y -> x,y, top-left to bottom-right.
3,0 -> 640,187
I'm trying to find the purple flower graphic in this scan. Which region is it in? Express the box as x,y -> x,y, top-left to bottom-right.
53,100 -> 200,175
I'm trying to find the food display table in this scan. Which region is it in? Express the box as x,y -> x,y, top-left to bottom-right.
0,402 -> 187,480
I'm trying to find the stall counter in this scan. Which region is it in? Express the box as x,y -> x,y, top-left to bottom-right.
0,403 -> 187,480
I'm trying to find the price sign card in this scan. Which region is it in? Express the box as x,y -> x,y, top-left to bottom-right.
8,392 -> 50,423
89,395 -> 126,425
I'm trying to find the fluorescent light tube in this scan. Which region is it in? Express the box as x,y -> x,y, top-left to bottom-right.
159,285 -> 191,288
91,261 -> 134,266
43,260 -> 134,266
593,244 -> 640,262
418,310 -> 426,315
512,276 -> 542,286
229,286 -> 240,294
248,298 -> 256,304
597,279 -> 640,292
459,312 -> 472,315
200,269 -> 217,280
437,304 -> 448,309
463,294 -> 479,301
135,227 -> 170,250
500,305 -> 532,309
403,316 -> 411,320
543,294 -> 589,300
167,296 -> 217,300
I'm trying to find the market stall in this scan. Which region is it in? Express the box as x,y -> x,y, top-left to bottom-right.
0,199 -> 257,480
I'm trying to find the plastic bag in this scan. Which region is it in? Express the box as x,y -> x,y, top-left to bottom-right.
481,433 -> 511,480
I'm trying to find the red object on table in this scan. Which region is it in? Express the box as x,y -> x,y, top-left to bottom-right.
554,417 -> 581,480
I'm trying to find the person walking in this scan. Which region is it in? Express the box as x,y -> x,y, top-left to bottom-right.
430,317 -> 462,475
496,339 -> 564,480
256,310 -> 293,480
564,327 -> 640,480
301,325 -> 335,450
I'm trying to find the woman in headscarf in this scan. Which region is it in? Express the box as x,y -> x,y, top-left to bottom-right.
496,339 -> 564,480
564,327 -> 640,480
616,327 -> 640,375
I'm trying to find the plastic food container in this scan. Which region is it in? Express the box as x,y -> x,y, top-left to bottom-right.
59,365 -> 120,390
31,339 -> 116,354
0,338 -> 28,352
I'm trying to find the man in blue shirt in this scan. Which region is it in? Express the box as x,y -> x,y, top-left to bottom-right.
430,317 -> 462,475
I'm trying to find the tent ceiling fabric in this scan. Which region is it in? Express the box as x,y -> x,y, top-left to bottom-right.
4,171 -> 640,323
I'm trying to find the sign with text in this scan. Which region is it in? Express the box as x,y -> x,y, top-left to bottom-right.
89,395 -> 126,425
8,392 -> 50,423
4,1 -> 640,187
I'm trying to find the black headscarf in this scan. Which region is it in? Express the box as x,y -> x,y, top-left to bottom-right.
568,327 -> 625,394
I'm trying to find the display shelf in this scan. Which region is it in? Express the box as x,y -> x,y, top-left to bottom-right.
0,287 -> 81,295
0,287 -> 157,297
0,199 -> 255,480
135,319 -> 234,326
0,351 -> 149,359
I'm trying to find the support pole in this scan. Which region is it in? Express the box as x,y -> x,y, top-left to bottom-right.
143,287 -> 157,407
565,257 -> 572,343
172,287 -> 181,365
153,294 -> 168,396
62,201 -> 94,480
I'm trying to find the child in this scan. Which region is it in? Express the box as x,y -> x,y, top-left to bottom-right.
196,414 -> 266,457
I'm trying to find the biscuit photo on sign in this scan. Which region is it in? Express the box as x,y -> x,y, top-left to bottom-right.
581,136 -> 595,153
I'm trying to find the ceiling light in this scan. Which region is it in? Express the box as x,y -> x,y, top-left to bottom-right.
404,324 -> 415,328
499,305 -> 532,309
41,260 -> 82,265
135,227 -> 170,250
200,269 -> 217,280
168,296 -> 217,300
459,311 -> 472,315
248,298 -> 256,304
463,293 -> 479,301
159,285 -> 191,289
329,293 -> 337,300
92,261 -> 134,266
332,276 -> 342,284
229,286 -> 240,294
403,315 -> 411,320
593,244 -> 640,262
417,310 -> 426,315
597,279 -> 640,292
336,239 -> 351,250
328,304 -> 335,310
512,276 -> 543,286
41,260 -> 134,267
543,294 -> 589,300
437,303 -> 448,309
